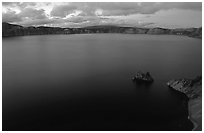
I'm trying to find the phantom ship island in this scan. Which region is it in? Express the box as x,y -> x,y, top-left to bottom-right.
132,72 -> 154,83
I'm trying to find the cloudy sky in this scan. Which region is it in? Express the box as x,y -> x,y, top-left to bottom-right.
2,2 -> 202,28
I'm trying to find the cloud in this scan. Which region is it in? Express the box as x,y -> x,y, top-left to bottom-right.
49,2 -> 201,17
66,16 -> 88,23
2,10 -> 22,22
3,7 -> 47,24
19,8 -> 47,20
80,2 -> 202,16
2,2 -> 37,9
50,4 -> 77,17
2,2 -> 202,28
18,18 -> 54,26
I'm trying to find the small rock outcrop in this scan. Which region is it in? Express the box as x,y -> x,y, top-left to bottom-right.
132,72 -> 154,83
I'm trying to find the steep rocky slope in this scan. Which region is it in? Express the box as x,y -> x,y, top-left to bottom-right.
167,76 -> 202,131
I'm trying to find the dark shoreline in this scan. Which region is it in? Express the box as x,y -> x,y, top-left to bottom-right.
2,33 -> 202,40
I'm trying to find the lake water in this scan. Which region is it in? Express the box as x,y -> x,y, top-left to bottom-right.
2,34 -> 202,131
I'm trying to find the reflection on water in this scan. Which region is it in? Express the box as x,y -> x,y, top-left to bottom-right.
3,34 -> 201,130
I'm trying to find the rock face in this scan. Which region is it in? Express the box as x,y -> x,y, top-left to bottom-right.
2,22 -> 202,39
167,76 -> 202,131
132,72 -> 154,83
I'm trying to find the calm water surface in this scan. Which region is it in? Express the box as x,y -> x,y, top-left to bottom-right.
3,34 -> 202,130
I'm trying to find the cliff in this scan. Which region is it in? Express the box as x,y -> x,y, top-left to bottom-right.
169,28 -> 202,38
2,22 -> 202,38
167,76 -> 202,131
147,28 -> 171,34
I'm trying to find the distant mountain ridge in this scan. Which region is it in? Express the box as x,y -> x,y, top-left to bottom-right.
2,22 -> 202,38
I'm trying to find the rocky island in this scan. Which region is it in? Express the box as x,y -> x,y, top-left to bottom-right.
2,22 -> 202,39
132,72 -> 154,83
167,76 -> 202,131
